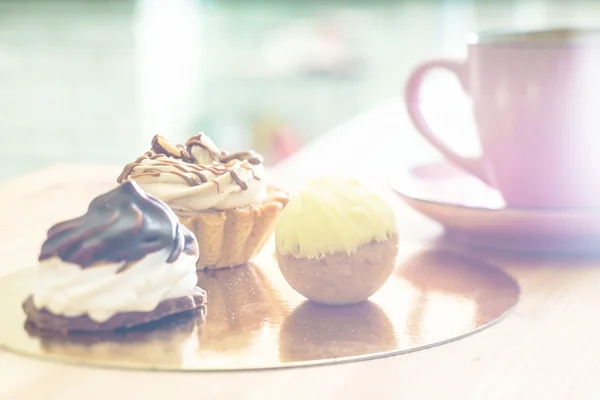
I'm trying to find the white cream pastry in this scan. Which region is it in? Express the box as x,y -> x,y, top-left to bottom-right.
275,178 -> 399,305
23,181 -> 207,333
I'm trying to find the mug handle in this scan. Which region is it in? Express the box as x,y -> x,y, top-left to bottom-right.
404,59 -> 492,186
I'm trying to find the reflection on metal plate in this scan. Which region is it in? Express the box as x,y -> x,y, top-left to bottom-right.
0,244 -> 520,371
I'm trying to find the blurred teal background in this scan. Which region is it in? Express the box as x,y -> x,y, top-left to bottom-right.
1,0 -> 600,181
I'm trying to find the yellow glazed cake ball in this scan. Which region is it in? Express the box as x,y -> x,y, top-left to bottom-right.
275,178 -> 399,305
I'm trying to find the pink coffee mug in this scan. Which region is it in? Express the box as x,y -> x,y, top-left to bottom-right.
405,28 -> 600,209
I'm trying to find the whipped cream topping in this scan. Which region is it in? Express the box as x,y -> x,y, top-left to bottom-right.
33,248 -> 199,323
117,134 -> 267,214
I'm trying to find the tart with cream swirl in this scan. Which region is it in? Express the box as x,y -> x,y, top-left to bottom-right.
23,181 -> 207,333
117,133 -> 289,270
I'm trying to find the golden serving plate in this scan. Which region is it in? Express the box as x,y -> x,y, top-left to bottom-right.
0,242 -> 519,371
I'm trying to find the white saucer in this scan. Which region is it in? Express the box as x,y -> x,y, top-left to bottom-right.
392,161 -> 600,254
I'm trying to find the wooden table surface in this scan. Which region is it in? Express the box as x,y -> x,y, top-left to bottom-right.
2,98 -> 600,400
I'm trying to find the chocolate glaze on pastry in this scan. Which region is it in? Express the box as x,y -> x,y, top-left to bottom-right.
39,181 -> 197,267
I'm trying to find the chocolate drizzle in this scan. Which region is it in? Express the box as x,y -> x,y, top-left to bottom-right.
117,133 -> 263,192
39,181 -> 198,268
185,133 -> 263,165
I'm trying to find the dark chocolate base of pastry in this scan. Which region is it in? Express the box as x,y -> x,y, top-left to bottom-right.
24,308 -> 205,346
22,286 -> 207,334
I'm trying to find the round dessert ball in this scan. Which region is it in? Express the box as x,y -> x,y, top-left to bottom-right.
275,178 -> 399,305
